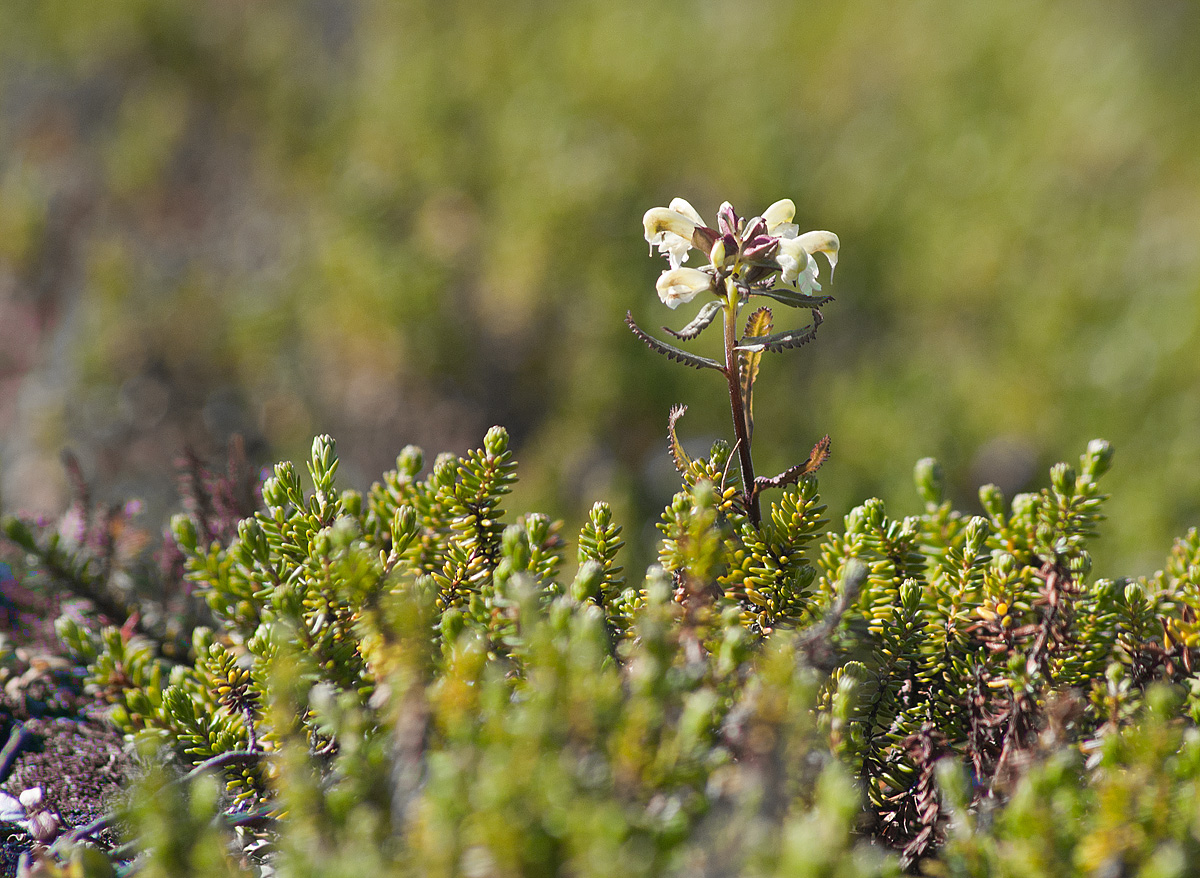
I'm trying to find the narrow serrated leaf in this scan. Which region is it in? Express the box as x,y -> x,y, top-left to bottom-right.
754,436 -> 832,494
752,288 -> 835,308
663,300 -> 723,341
626,312 -> 724,371
739,307 -> 773,442
735,310 -> 823,353
668,405 -> 692,476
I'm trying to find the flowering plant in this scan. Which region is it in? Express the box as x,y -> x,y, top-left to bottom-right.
628,197 -> 839,526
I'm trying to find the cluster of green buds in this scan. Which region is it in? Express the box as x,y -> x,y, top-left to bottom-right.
630,198 -> 840,527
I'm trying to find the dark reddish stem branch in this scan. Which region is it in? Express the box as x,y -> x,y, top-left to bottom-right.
722,299 -> 760,526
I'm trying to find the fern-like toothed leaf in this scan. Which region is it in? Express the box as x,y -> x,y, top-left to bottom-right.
739,307 -> 772,442
668,404 -> 693,476
735,309 -> 823,353
626,312 -> 724,371
755,435 -> 832,493
662,300 -> 723,341
752,288 -> 834,309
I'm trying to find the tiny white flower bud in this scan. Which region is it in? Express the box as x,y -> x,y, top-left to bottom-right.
29,808 -> 60,843
18,788 -> 43,811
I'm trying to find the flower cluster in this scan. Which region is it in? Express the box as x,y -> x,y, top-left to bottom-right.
629,197 -> 840,528
643,198 -> 839,309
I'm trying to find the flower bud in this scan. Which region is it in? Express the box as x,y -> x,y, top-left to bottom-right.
18,788 -> 44,811
690,224 -> 719,256
717,202 -> 738,237
914,457 -> 944,506
29,809 -> 60,843
708,237 -> 728,271
710,233 -> 738,272
742,235 -> 778,263
742,216 -> 767,242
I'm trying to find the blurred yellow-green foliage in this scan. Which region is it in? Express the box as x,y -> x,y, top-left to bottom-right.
2,0 -> 1199,574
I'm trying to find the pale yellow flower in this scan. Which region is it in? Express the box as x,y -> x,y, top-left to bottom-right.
777,230 -> 840,293
643,197 -> 838,305
643,198 -> 706,269
656,267 -> 715,309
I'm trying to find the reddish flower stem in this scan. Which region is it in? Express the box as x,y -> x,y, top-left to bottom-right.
722,296 -> 761,527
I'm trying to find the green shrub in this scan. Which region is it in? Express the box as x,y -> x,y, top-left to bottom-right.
3,424 -> 1198,876
5,195 -> 1200,876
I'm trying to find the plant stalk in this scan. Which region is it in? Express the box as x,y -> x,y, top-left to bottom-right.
722,288 -> 761,527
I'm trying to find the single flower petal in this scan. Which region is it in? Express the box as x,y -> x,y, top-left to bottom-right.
762,199 -> 796,233
668,198 -> 720,264
665,235 -> 692,268
776,237 -> 822,293
643,207 -> 698,244
797,258 -> 821,294
689,224 -> 720,259
656,267 -> 715,309
668,198 -> 705,226
794,230 -> 840,278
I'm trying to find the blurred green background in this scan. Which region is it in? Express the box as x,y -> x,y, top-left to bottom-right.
2,0 -> 1199,576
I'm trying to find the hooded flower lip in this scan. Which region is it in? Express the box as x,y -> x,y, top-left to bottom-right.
656,267 -> 715,309
794,230 -> 840,278
777,230 -> 840,293
643,198 -> 712,269
669,197 -> 704,226
762,199 -> 799,239
643,207 -> 698,269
